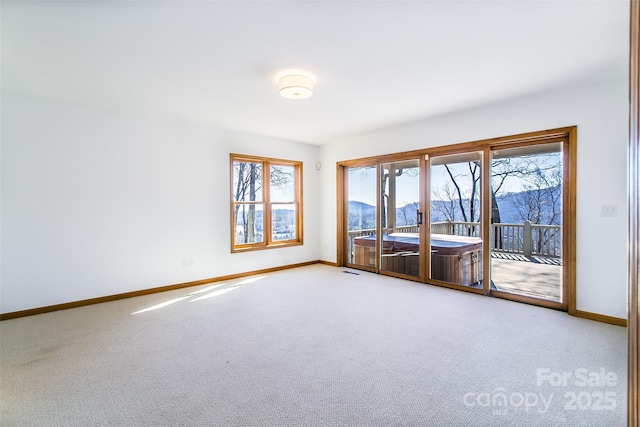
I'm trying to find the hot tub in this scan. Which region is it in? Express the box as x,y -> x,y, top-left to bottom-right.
352,233 -> 483,285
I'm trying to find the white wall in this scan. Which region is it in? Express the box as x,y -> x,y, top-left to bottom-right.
2,78 -> 629,319
1,93 -> 321,313
319,78 -> 629,319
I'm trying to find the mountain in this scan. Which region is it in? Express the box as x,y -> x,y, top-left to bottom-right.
347,185 -> 561,230
496,185 -> 561,225
347,201 -> 376,230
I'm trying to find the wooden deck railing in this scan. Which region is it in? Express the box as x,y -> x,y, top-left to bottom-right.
346,221 -> 560,263
490,221 -> 561,257
430,221 -> 481,237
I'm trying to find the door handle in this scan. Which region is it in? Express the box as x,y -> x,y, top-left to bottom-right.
417,210 -> 423,225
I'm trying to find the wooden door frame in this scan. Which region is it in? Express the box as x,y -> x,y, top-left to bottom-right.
628,1 -> 639,425
336,127 -> 577,312
483,133 -> 575,312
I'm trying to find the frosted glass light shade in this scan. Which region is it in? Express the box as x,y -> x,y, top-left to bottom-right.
278,75 -> 313,99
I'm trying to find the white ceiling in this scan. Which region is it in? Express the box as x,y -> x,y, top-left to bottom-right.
2,0 -> 629,145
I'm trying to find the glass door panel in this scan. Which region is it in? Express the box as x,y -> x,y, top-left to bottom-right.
489,143 -> 563,303
429,152 -> 484,288
380,159 -> 421,277
346,165 -> 378,269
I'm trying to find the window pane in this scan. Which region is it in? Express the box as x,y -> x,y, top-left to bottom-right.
233,161 -> 263,202
430,153 -> 482,229
270,165 -> 295,202
234,203 -> 264,244
347,166 -> 377,232
271,204 -> 296,241
490,142 -> 563,303
380,159 -> 421,278
346,165 -> 377,267
429,152 -> 484,287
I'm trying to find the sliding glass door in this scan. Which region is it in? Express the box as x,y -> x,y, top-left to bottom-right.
338,127 -> 574,311
379,159 -> 422,278
345,165 -> 378,270
429,152 -> 484,290
489,142 -> 564,304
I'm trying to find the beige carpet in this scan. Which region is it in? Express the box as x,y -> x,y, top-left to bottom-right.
0,264 -> 627,426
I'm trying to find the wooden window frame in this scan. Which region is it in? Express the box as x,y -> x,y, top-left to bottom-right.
230,154 -> 303,253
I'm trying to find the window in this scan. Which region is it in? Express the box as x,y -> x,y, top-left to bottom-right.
230,154 -> 303,252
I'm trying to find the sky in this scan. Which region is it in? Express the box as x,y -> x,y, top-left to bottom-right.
346,152 -> 562,208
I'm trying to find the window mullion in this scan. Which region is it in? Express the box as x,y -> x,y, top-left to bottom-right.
264,161 -> 273,245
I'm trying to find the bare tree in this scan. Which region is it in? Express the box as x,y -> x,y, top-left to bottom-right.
440,162 -> 481,236
435,156 -> 560,221
512,164 -> 562,253
489,157 -> 551,246
432,153 -> 561,242
234,162 -> 262,244
396,202 -> 419,226
431,182 -> 459,221
269,165 -> 294,189
514,166 -> 561,225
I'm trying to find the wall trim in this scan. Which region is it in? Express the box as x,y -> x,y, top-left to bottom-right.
1,260 -> 627,330
0,260 -> 321,321
574,310 -> 627,327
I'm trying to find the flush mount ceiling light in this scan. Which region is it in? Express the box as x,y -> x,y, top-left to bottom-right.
278,74 -> 314,100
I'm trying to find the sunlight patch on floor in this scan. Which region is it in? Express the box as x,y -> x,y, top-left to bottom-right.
130,275 -> 267,314
131,297 -> 191,315
188,283 -> 227,295
235,276 -> 267,285
189,287 -> 238,302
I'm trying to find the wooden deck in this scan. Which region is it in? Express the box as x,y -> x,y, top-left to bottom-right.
490,252 -> 562,302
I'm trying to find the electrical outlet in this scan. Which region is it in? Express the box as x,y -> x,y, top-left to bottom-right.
600,205 -> 618,217
182,258 -> 195,268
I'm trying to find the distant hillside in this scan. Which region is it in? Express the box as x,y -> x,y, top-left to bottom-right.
236,208 -> 296,233
347,201 -> 376,230
347,185 -> 561,230
494,193 -> 522,224
496,185 -> 561,225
